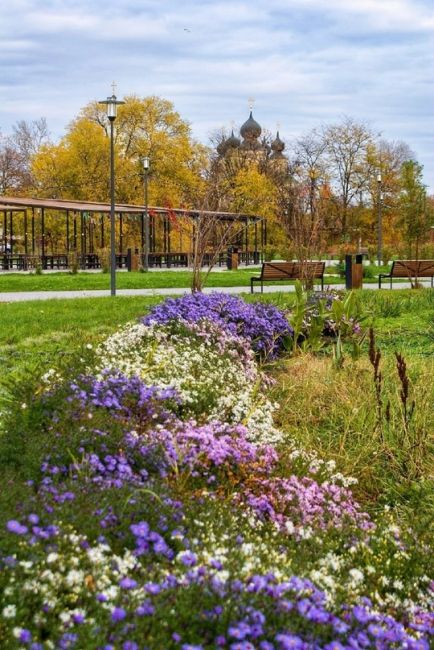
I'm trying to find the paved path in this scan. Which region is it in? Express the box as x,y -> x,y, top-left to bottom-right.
0,281 -> 432,302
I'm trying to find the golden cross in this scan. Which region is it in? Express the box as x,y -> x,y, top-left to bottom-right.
248,97 -> 255,111
111,81 -> 117,96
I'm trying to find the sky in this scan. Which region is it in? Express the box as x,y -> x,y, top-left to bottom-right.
1,0 -> 434,191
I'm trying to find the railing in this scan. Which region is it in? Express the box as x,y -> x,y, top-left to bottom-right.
0,249 -> 263,271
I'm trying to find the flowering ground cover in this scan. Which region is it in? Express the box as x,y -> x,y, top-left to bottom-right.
0,291 -> 433,649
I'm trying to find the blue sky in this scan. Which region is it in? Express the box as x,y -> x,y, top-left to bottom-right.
1,0 -> 434,191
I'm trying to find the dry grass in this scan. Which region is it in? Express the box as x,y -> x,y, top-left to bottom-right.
270,352 -> 434,506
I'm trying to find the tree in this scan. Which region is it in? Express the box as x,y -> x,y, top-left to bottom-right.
322,117 -> 376,235
32,96 -> 207,209
0,134 -> 24,195
398,161 -> 432,261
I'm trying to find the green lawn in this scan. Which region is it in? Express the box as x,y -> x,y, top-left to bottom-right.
0,268 -> 332,291
0,264 -> 396,292
0,296 -> 165,379
1,289 -> 432,367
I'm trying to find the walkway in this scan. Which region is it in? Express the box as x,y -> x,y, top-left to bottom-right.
0,282 -> 432,302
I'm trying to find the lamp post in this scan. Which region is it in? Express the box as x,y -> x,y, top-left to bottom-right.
143,156 -> 150,272
99,91 -> 125,296
377,173 -> 382,267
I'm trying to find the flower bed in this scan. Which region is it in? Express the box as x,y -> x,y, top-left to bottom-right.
0,292 -> 432,649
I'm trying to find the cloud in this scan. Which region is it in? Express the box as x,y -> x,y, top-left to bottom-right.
0,0 -> 433,191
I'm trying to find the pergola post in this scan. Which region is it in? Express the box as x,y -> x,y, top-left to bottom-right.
119,213 -> 123,255
100,214 -> 105,249
31,208 -> 35,254
73,213 -> 77,250
2,210 -> 6,252
24,210 -> 28,255
151,214 -> 156,252
254,221 -> 258,262
80,212 -> 85,257
9,211 -> 13,255
66,210 -> 70,252
89,218 -> 94,253
41,207 -> 45,266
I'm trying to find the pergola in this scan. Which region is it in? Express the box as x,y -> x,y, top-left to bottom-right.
0,196 -> 267,270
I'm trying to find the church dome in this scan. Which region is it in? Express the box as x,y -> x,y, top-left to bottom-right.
240,111 -> 262,140
271,131 -> 285,154
226,129 -> 241,149
217,137 -> 228,156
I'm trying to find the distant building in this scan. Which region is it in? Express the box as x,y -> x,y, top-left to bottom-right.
216,111 -> 288,171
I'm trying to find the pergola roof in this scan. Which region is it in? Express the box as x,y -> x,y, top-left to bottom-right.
0,196 -> 262,223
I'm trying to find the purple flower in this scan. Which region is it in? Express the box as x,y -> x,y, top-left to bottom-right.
179,550 -> 198,567
111,606 -> 127,622
18,629 -> 32,643
135,602 -> 155,616
27,514 -> 39,525
367,623 -> 384,638
119,576 -> 138,590
228,623 -> 251,640
72,612 -> 85,624
6,519 -> 28,535
275,634 -> 303,649
353,606 -> 372,624
143,293 -> 292,358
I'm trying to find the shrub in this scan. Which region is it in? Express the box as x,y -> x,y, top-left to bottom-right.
142,292 -> 293,359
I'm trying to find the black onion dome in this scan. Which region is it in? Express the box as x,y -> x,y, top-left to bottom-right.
217,138 -> 228,156
271,131 -> 285,153
240,111 -> 262,140
226,129 -> 241,149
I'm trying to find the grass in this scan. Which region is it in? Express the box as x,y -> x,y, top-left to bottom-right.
264,289 -> 434,528
0,264 -> 400,292
1,289 -> 433,365
0,296 -> 165,379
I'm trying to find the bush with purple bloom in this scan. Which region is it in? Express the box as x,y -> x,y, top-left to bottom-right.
142,292 -> 292,358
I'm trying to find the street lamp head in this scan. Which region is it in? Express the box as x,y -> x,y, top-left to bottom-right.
99,93 -> 125,121
143,156 -> 150,171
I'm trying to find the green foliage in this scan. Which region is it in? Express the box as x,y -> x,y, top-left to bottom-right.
398,160 -> 433,256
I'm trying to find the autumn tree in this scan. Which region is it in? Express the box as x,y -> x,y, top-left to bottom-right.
321,117 -> 376,235
0,134 -> 24,195
32,96 -> 207,209
398,160 -> 433,259
0,119 -> 50,196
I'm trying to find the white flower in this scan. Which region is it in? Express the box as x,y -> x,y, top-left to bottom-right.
349,568 -> 364,584
285,521 -> 295,535
2,605 -> 16,618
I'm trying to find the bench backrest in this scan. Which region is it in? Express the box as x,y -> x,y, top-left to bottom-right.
261,261 -> 325,279
391,260 -> 434,277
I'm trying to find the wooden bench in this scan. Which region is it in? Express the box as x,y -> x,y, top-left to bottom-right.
251,261 -> 325,293
378,260 -> 434,288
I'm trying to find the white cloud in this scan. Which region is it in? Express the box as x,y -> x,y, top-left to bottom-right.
0,0 -> 433,191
